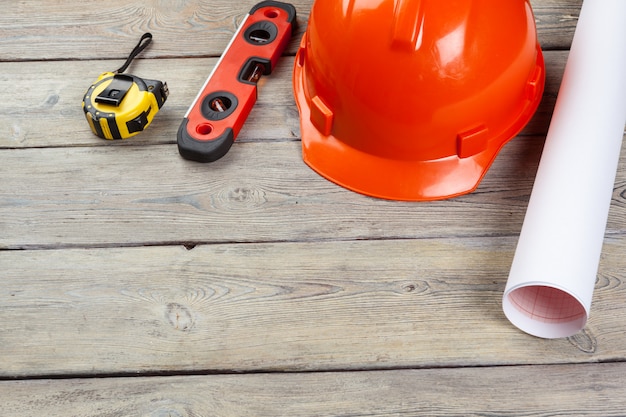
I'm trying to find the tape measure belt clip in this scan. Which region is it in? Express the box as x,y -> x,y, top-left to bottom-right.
95,74 -> 134,106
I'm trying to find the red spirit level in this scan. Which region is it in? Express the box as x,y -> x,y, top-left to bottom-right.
177,1 -> 296,162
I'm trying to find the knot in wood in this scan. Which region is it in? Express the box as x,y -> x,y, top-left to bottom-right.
166,302 -> 195,332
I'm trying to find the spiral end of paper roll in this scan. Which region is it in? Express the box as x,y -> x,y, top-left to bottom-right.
503,285 -> 588,338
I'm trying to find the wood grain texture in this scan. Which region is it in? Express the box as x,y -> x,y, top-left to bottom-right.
0,0 -> 309,61
0,50 -> 571,149
0,0 -> 580,62
1,0 -> 625,415
0,137 -> 545,248
1,363 -> 625,417
0,57 -> 300,149
532,0 -> 582,49
2,237 -> 626,377
1,131 -> 625,249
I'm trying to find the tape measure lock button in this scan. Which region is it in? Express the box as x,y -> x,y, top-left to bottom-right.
126,107 -> 152,134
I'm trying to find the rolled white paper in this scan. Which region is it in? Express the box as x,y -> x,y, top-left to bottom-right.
503,0 -> 626,338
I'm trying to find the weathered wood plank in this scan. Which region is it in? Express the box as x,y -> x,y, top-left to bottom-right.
0,0 -> 581,62
1,363 -> 625,417
0,0 -> 310,61
0,57 -> 300,149
2,131 -> 625,249
3,0 -> 624,414
2,237 -> 625,377
0,50 -> 570,149
0,138 -> 537,249
532,0 -> 582,49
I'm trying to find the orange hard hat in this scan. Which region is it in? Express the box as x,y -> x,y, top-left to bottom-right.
293,0 -> 545,201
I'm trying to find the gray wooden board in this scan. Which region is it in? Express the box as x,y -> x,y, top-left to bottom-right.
0,0 -> 581,61
0,57 -> 300,149
1,363 -> 625,417
0,137 -> 552,248
1,51 -> 566,149
2,0 -> 626,415
2,238 -> 625,377
1,133 -> 625,249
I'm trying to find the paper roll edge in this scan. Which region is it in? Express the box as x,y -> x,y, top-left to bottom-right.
502,283 -> 588,338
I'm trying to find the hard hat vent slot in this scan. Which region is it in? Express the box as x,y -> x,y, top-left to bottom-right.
391,0 -> 424,51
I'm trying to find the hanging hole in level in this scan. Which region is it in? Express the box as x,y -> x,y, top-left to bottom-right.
196,123 -> 213,135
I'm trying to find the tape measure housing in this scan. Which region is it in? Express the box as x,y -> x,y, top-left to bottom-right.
83,72 -> 168,140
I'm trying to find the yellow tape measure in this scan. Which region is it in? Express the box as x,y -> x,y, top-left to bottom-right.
82,33 -> 168,140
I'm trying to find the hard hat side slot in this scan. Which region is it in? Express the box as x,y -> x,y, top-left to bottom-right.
310,95 -> 334,136
456,125 -> 489,159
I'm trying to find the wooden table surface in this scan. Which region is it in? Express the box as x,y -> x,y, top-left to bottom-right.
2,0 -> 626,415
